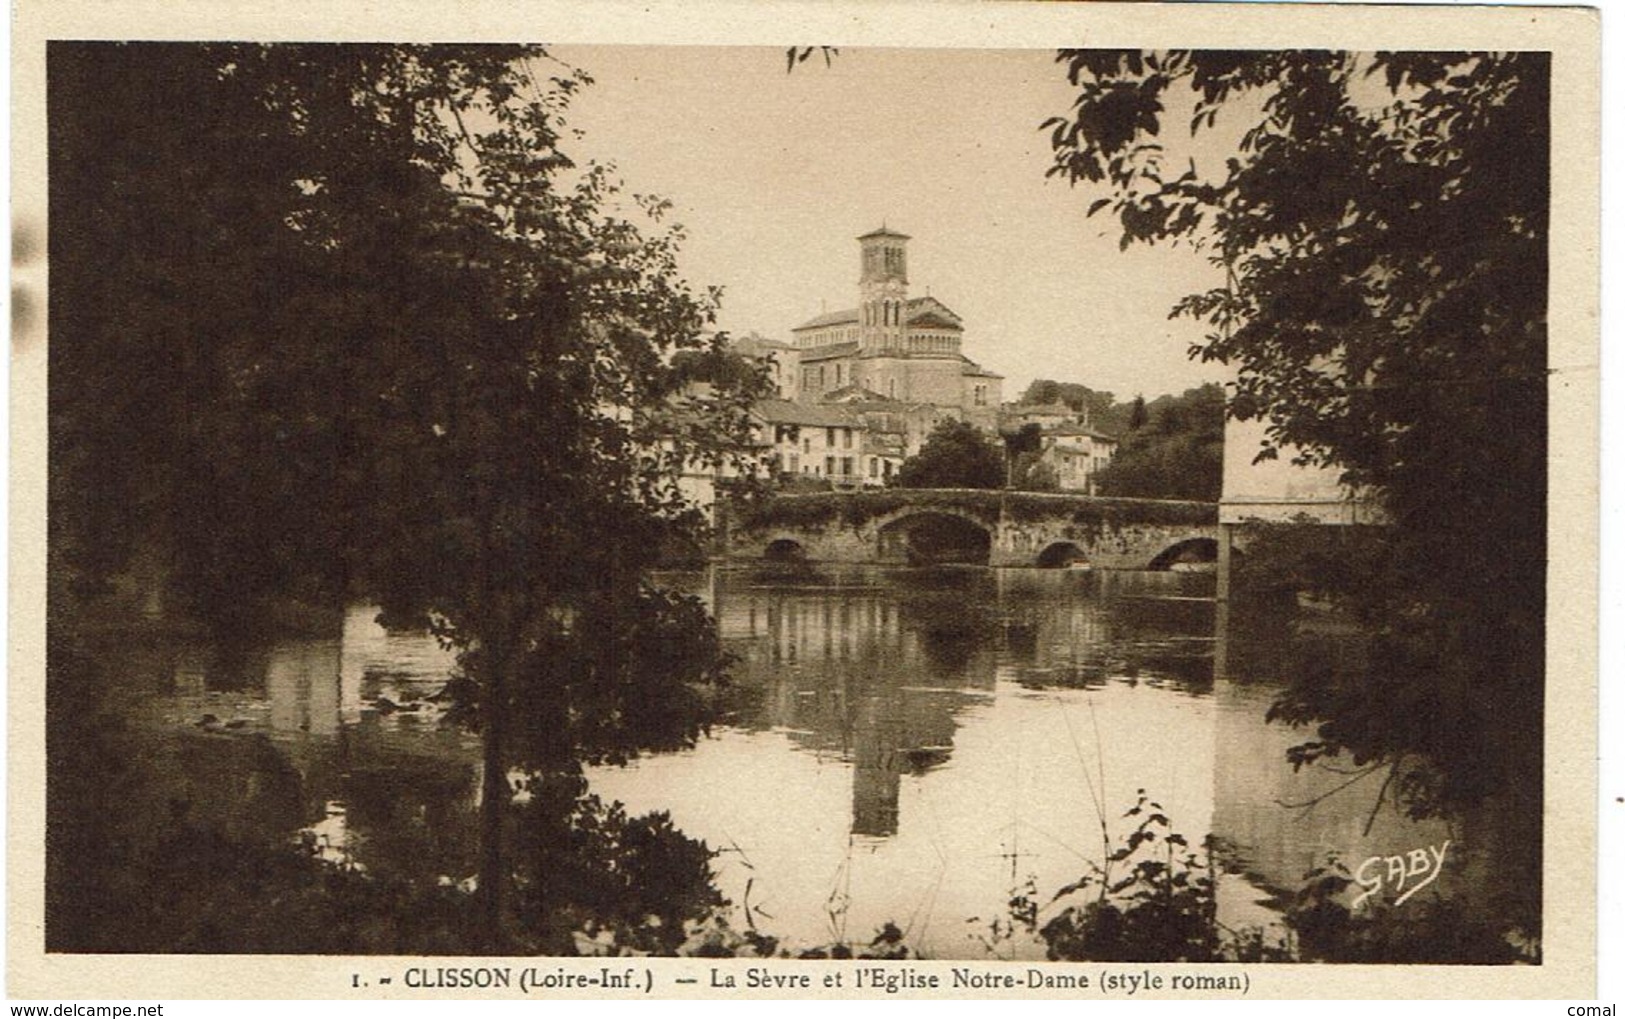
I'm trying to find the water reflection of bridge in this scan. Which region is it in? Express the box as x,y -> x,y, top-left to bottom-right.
123,579 -> 1490,933
706,568 -> 1217,840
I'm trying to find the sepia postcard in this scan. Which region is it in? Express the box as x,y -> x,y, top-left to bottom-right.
7,0 -> 1604,1003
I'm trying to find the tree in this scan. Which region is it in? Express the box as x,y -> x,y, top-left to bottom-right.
1094,385 -> 1224,501
1127,395 -> 1149,431
892,419 -> 1005,489
1009,450 -> 1060,492
1002,421 -> 1043,459
1002,423 -> 1059,491
49,43 -> 766,950
1046,50 -> 1548,908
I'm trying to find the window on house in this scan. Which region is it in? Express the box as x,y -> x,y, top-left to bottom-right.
869,458 -> 878,477
826,427 -> 836,447
825,456 -> 835,476
841,457 -> 853,477
843,428 -> 852,449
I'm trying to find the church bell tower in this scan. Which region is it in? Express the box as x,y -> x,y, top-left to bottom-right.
858,227 -> 909,355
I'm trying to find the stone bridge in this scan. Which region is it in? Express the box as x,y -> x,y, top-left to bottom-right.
723,489 -> 1219,569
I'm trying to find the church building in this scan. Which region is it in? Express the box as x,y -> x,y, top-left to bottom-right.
789,228 -> 1002,429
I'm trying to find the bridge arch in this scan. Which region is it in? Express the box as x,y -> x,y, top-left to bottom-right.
762,537 -> 808,562
1036,541 -> 1089,569
868,503 -> 999,535
875,510 -> 992,566
1147,536 -> 1219,571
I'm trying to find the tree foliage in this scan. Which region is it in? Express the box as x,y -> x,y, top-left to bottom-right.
1009,450 -> 1060,493
1019,379 -> 1126,432
1127,395 -> 1149,431
49,42 -> 767,947
1046,50 -> 1547,843
892,419 -> 1006,490
1094,384 -> 1224,501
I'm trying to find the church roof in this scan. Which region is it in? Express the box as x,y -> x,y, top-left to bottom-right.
799,342 -> 861,362
905,296 -> 962,327
908,311 -> 960,330
858,226 -> 911,241
793,308 -> 861,331
792,296 -> 963,334
960,359 -> 1003,379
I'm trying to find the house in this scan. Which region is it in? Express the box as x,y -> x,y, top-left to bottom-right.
1041,423 -> 1119,495
753,398 -> 869,488
728,330 -> 801,401
1000,401 -> 1079,433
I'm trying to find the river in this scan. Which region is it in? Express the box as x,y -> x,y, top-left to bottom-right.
96,564 -> 1476,958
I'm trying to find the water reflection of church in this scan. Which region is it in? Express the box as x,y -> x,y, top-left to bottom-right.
707,569 -> 1227,841
713,573 -> 998,837
133,572 -> 1485,930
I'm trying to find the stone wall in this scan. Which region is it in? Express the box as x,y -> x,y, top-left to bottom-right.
728,491 -> 1217,569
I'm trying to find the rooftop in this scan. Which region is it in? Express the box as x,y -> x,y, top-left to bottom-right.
959,358 -> 1004,379
792,308 -> 861,331
793,296 -> 962,334
1003,401 -> 1076,418
1048,423 -> 1118,441
728,331 -> 796,354
821,386 -> 932,413
755,398 -> 863,429
799,342 -> 861,362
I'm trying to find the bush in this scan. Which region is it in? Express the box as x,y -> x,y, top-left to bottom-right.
1035,791 -> 1229,962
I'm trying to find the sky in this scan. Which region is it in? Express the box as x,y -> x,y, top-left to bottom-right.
549,45 -> 1232,402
